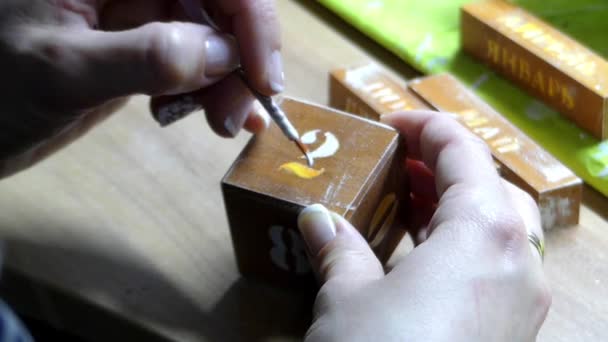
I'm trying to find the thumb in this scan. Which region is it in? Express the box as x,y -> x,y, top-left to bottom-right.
297,204 -> 384,288
29,22 -> 239,108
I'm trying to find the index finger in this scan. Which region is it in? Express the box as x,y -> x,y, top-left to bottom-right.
381,110 -> 503,200
382,110 -> 531,258
213,0 -> 282,95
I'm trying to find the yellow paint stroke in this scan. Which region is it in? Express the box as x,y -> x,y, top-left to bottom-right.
368,193 -> 398,248
278,162 -> 325,179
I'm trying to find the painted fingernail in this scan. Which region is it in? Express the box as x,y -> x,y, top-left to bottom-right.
205,33 -> 239,77
268,50 -> 285,93
154,95 -> 202,126
297,204 -> 337,256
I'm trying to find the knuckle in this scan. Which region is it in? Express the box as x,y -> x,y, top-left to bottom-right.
18,29 -> 77,108
420,115 -> 460,153
482,208 -> 528,252
460,132 -> 493,160
422,112 -> 457,136
423,114 -> 493,160
471,134 -> 492,155
142,23 -> 187,93
21,27 -> 70,71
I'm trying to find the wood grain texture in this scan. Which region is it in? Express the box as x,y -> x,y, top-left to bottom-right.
223,98 -> 406,287
0,1 -> 605,341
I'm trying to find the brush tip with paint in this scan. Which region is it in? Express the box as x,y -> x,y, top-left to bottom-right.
295,140 -> 314,167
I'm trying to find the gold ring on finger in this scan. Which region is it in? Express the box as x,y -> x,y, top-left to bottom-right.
528,232 -> 545,261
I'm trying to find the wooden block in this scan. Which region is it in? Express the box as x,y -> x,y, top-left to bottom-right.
329,64 -> 431,120
222,97 -> 407,287
330,65 -> 507,170
409,73 -> 582,230
461,0 -> 608,139
328,65 -> 580,228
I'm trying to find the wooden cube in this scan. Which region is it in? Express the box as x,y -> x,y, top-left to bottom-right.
222,97 -> 407,287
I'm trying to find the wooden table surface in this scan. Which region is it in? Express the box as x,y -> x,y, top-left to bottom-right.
0,1 -> 607,341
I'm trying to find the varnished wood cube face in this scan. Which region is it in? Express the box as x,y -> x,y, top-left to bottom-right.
222,98 -> 407,287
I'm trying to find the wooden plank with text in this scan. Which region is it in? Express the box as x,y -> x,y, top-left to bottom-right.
222,97 -> 407,287
409,74 -> 582,230
329,65 -> 582,230
461,0 -> 608,139
329,64 -> 431,120
329,65 -> 505,184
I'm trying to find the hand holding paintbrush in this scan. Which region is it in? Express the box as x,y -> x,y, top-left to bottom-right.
151,0 -> 313,165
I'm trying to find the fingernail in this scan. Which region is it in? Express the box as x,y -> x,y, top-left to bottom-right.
224,115 -> 239,137
297,204 -> 337,256
154,95 -> 202,126
268,50 -> 284,93
253,100 -> 270,129
243,101 -> 270,134
205,34 -> 239,77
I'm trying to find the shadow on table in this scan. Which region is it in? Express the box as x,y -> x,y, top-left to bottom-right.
583,185 -> 608,221
212,278 -> 314,341
0,233 -> 314,341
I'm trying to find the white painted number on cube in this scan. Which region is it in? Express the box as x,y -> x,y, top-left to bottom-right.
300,130 -> 340,161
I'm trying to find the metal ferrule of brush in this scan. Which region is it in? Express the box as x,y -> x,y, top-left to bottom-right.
236,68 -> 300,141
179,4 -> 304,146
263,100 -> 300,141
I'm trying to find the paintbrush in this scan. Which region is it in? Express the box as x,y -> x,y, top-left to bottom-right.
234,68 -> 313,166
177,1 -> 313,166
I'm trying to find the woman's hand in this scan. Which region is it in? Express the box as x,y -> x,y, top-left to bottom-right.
297,111 -> 551,342
0,0 -> 279,177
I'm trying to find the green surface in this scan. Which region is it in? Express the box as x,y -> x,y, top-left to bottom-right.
319,0 -> 608,196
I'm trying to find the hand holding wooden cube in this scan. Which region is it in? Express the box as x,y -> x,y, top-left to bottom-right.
222,97 -> 407,287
